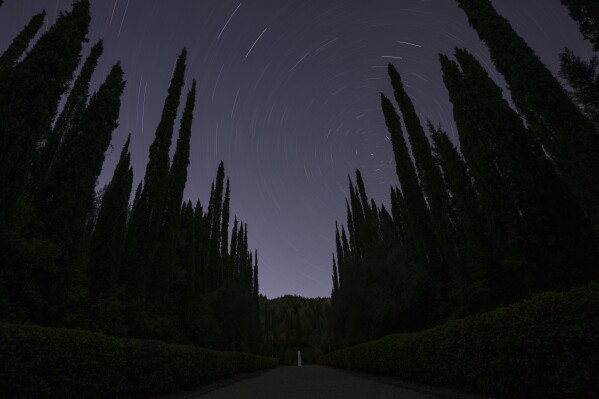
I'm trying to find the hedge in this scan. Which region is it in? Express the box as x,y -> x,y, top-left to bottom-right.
319,283 -> 599,398
0,323 -> 277,398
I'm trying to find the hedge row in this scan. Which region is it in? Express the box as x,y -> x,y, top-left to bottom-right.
0,322 -> 277,398
319,283 -> 599,398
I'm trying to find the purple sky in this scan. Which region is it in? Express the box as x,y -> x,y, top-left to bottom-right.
0,0 -> 593,298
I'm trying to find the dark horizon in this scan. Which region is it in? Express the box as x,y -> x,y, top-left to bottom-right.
0,0 -> 593,298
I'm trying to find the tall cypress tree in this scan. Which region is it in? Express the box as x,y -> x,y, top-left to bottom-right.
253,250 -> 259,298
429,125 -> 489,282
441,48 -> 598,298
36,40 -> 104,185
380,93 -> 443,278
88,135 -> 133,321
387,64 -> 460,278
0,10 -> 46,73
173,200 -> 196,340
150,80 -> 196,310
39,62 -> 125,249
560,0 -> 599,51
243,223 -> 250,287
331,254 -> 339,297
221,179 -> 231,258
345,199 -> 356,257
348,177 -> 366,259
119,180 -> 146,321
36,62 -> 125,324
210,162 -> 226,250
230,216 -> 239,277
334,222 -> 344,284
456,0 -> 599,232
144,48 -> 187,232
0,0 -> 90,234
389,187 -> 408,245
121,49 -> 186,326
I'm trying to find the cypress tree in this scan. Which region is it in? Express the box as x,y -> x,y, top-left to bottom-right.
389,187 -> 408,244
0,0 -> 90,233
560,0 -> 599,50
235,222 -> 244,283
0,10 -> 46,73
243,223 -> 250,287
121,49 -> 186,325
340,225 -> 352,264
37,62 -> 125,324
149,80 -> 197,310
354,170 -> 370,217
380,93 -> 443,277
355,170 -> 378,247
332,254 -> 339,296
429,124 -> 500,314
387,64 -> 460,277
378,204 -> 395,244
345,199 -> 356,257
429,125 -> 490,282
193,199 -> 208,293
210,162 -> 226,250
37,40 -> 104,185
143,48 -> 187,232
253,250 -> 259,298
39,62 -> 125,249
88,135 -> 133,306
221,178 -> 230,257
348,177 -> 365,258
119,179 -> 146,320
340,225 -> 351,276
173,200 -> 196,340
441,48 -> 598,298
335,222 -> 344,283
456,0 -> 599,232
230,216 -> 239,276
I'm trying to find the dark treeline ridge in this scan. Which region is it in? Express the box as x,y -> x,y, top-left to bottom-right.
0,0 -> 261,352
330,0 -> 599,347
259,295 -> 332,364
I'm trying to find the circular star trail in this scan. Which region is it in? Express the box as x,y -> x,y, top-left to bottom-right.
0,0 -> 592,298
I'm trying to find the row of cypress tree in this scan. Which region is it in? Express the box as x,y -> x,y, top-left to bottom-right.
0,0 -> 261,351
330,0 -> 599,346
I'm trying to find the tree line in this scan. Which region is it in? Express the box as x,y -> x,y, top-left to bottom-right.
0,0 -> 261,351
330,0 -> 599,347
258,295 -> 332,364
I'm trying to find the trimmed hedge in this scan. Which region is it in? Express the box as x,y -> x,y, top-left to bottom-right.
319,283 -> 599,398
0,323 -> 277,398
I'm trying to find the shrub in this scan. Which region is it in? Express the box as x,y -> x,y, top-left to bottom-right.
319,283 -> 599,398
0,323 -> 277,398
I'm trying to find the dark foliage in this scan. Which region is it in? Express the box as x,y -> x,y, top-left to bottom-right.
456,0 -> 599,232
0,1 -> 263,357
560,0 -> 599,51
320,283 -> 599,399
0,10 -> 45,73
559,49 -> 599,130
259,295 -> 332,364
0,322 -> 277,398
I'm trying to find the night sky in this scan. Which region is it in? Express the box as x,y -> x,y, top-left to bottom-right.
0,0 -> 593,298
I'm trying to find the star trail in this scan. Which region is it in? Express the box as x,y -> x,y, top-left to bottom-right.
0,0 -> 592,298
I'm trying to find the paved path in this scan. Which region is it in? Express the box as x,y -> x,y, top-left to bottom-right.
166,365 -> 485,399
